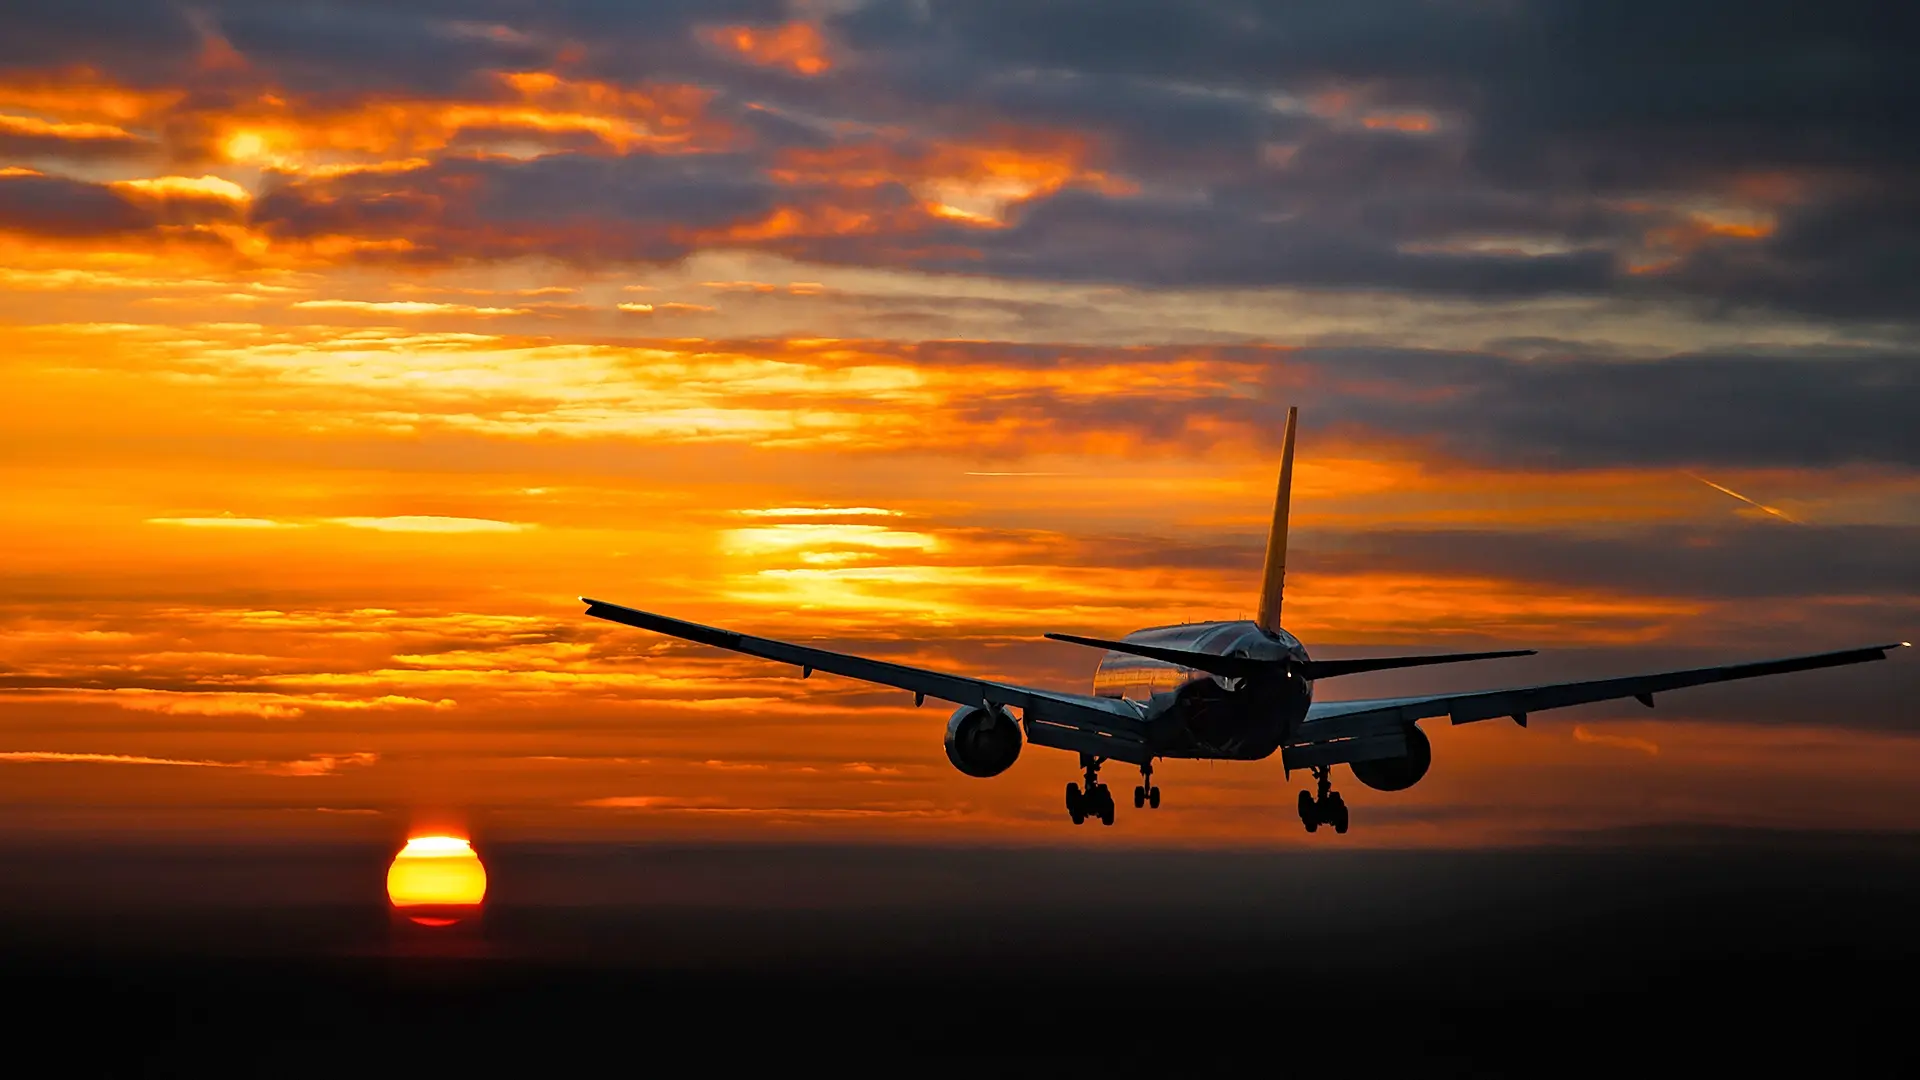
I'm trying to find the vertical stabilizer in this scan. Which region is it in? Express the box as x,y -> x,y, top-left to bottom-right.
1254,406 -> 1298,635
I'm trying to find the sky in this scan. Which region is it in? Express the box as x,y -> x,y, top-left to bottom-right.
1,0 -> 1916,849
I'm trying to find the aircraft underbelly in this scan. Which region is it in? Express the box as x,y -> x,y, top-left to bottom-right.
1157,675 -> 1310,760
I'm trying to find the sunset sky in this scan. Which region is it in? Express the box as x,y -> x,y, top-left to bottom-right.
3,0 -> 1915,849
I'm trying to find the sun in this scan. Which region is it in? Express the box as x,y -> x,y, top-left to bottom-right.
386,835 -> 487,918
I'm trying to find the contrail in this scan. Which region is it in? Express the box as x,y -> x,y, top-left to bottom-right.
1685,473 -> 1802,524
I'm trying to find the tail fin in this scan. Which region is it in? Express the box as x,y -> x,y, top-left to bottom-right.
1254,406 -> 1298,636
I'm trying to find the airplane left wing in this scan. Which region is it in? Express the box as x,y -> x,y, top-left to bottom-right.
581,598 -> 1153,763
1287,642 -> 1909,769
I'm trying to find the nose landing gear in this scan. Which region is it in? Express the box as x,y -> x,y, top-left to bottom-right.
1298,765 -> 1349,834
1065,754 -> 1115,826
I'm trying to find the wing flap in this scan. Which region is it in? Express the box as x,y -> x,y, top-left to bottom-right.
1025,719 -> 1152,765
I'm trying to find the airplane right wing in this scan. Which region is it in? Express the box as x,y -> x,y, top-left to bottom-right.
1287,641 -> 1909,769
582,598 -> 1155,763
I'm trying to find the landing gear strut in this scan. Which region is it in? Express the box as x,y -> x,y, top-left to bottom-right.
1298,765 -> 1349,834
1133,760 -> 1162,810
1065,754 -> 1115,826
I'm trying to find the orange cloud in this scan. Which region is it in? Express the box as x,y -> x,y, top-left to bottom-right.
207,71 -> 726,166
0,68 -> 184,123
770,132 -> 1135,226
700,22 -> 834,76
1571,726 -> 1661,756
110,175 -> 251,204
0,112 -> 147,146
1624,204 -> 1778,274
1361,112 -> 1435,132
0,750 -> 379,774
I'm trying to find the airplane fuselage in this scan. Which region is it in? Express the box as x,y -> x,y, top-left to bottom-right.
1092,620 -> 1313,760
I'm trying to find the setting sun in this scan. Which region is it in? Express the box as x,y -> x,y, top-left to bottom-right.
386,836 -> 488,915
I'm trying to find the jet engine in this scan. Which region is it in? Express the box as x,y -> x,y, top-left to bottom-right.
944,705 -> 1022,777
1350,723 -> 1432,791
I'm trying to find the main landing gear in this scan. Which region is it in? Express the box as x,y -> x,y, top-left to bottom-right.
1298,766 -> 1349,834
1065,754 -> 1116,826
1133,760 -> 1162,810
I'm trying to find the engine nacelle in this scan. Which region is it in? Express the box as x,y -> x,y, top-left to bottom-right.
1350,723 -> 1432,791
944,705 -> 1022,778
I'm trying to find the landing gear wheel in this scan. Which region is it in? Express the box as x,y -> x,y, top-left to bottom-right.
1328,792 -> 1349,834
1074,755 -> 1112,829
1134,760 -> 1161,812
1298,789 -> 1319,833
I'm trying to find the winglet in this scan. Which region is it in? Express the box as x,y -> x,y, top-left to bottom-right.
1254,406 -> 1298,636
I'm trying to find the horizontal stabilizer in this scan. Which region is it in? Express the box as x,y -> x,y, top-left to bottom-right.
1043,633 -> 1269,679
1044,632 -> 1534,682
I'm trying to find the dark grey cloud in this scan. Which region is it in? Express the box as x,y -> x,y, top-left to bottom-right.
885,341 -> 1920,469
214,3 -> 552,98
816,1 -> 1920,314
1306,525 -> 1920,602
0,128 -> 152,162
253,153 -> 779,262
0,0 -> 198,75
4,0 -> 1918,319
1029,523 -> 1920,606
960,189 -> 1619,293
1288,346 -> 1920,469
0,173 -> 156,236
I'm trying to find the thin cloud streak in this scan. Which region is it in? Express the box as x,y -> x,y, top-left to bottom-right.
1571,726 -> 1662,757
0,751 -> 379,774
327,516 -> 530,533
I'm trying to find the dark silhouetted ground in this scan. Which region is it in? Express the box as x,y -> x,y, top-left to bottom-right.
2,830 -> 1914,1072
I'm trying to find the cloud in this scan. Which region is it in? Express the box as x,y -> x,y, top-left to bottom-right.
327,516 -> 530,533
250,750 -> 379,776
0,687 -> 457,720
0,112 -> 151,159
576,795 -> 960,819
700,21 -> 834,76
1572,726 -> 1661,756
737,507 -> 903,518
292,299 -> 531,316
0,0 -> 1909,319
0,749 -> 380,774
0,751 -> 234,768
148,514 -> 304,529
1296,525 -> 1920,603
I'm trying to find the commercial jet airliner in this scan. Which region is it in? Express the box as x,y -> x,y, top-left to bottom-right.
583,409 -> 1908,834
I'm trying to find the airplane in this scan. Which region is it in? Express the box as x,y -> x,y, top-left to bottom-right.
582,407 -> 1909,834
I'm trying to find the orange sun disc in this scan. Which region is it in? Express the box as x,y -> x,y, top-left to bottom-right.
386,835 -> 488,914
